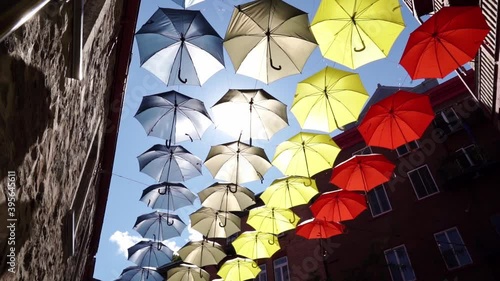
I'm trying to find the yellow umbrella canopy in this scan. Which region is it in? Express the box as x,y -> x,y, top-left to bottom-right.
232,231 -> 280,260
272,132 -> 341,178
168,264 -> 210,281
217,258 -> 261,281
261,176 -> 319,209
189,207 -> 241,238
178,240 -> 226,267
291,67 -> 369,133
247,206 -> 298,235
311,0 -> 405,69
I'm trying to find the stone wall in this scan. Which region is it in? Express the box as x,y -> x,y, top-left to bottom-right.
0,0 -> 124,280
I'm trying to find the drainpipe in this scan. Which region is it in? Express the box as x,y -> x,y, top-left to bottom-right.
0,0 -> 51,43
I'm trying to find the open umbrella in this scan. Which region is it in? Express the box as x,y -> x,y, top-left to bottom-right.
138,144 -> 202,182
310,190 -> 367,222
330,154 -> 395,192
247,206 -> 298,235
224,0 -> 317,83
232,231 -> 280,259
198,182 -> 255,212
135,91 -> 212,146
400,6 -> 489,79
272,133 -> 341,178
296,218 -> 345,239
358,91 -> 435,149
172,0 -> 204,9
217,258 -> 261,281
189,207 -> 241,238
135,8 -> 224,86
127,240 -> 173,268
211,89 -> 288,145
178,240 -> 226,267
133,211 -> 186,241
168,264 -> 210,281
140,182 -> 197,211
311,0 -> 404,69
291,67 -> 369,132
204,141 -> 272,185
114,266 -> 163,281
261,176 -> 318,209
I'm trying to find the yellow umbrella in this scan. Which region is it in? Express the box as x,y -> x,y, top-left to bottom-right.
311,0 -> 405,69
272,133 -> 341,178
232,231 -> 280,260
291,67 -> 369,133
247,206 -> 298,235
261,176 -> 318,209
217,258 -> 261,281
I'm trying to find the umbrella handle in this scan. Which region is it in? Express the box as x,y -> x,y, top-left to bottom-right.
268,238 -> 276,245
270,58 -> 282,71
158,188 -> 167,195
353,40 -> 366,52
218,216 -> 227,227
289,213 -> 297,224
157,242 -> 163,251
178,67 -> 188,84
228,184 -> 238,193
167,216 -> 174,226
251,262 -> 259,268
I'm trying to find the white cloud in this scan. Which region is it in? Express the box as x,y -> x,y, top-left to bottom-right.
187,222 -> 203,242
163,240 -> 181,254
109,231 -> 143,257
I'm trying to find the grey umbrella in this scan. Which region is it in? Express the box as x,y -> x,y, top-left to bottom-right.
198,182 -> 255,212
140,182 -> 197,211
133,211 -> 186,241
127,240 -> 173,267
114,266 -> 163,281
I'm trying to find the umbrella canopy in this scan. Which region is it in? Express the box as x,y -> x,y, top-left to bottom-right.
330,154 -> 395,192
138,144 -> 203,182
127,240 -> 173,268
134,91 -> 212,145
204,141 -> 272,184
291,67 -> 369,132
115,266 -> 163,281
310,190 -> 367,222
400,6 -> 489,79
211,89 -> 288,145
172,0 -> 204,9
232,231 -> 280,260
135,8 -> 224,86
140,182 -> 197,211
247,206 -> 298,235
311,0 -> 404,69
178,240 -> 226,267
217,258 -> 261,281
261,176 -> 319,209
198,182 -> 255,212
133,211 -> 186,241
358,91 -> 435,149
272,133 -> 341,178
296,218 -> 345,239
168,264 -> 210,281
224,0 -> 317,84
189,207 -> 241,238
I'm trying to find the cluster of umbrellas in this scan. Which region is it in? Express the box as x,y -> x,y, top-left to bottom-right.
114,0 -> 490,280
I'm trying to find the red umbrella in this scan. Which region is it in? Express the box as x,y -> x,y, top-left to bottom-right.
358,91 -> 434,149
330,154 -> 395,192
296,218 -> 345,239
400,6 -> 489,79
310,190 -> 366,222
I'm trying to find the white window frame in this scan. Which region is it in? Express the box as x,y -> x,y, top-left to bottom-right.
352,146 -> 372,156
407,165 -> 439,200
434,227 -> 473,270
436,107 -> 461,133
384,245 -> 417,281
273,256 -> 290,281
396,140 -> 420,157
255,264 -> 267,281
367,184 -> 392,217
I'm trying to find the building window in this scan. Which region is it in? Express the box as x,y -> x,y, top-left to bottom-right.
434,108 -> 461,135
226,232 -> 240,245
384,245 -> 416,281
396,140 -> 419,156
491,214 -> 500,236
434,227 -> 472,270
352,146 -> 372,156
273,257 -> 290,281
367,185 -> 392,217
455,145 -> 482,170
255,264 -> 267,281
407,165 -> 439,199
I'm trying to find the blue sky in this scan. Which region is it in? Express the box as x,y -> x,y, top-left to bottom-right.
93,0 -> 422,279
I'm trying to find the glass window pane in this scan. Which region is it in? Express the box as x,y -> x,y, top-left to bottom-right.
377,186 -> 391,212
409,170 -> 426,198
447,230 -> 472,266
419,168 -> 437,194
396,248 -> 416,280
368,189 -> 382,215
385,250 -> 403,281
283,264 -> 289,281
274,268 -> 282,281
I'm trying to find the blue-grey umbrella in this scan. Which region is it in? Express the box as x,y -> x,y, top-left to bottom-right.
137,144 -> 202,182
172,0 -> 204,9
127,240 -> 173,267
135,91 -> 213,145
135,8 -> 224,86
114,266 -> 163,281
140,182 -> 197,210
133,211 -> 186,241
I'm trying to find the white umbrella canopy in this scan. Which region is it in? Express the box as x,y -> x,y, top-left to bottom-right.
189,207 -> 241,238
198,182 -> 255,212
178,240 -> 227,267
168,264 -> 210,281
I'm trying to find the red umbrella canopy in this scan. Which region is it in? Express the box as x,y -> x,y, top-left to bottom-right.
310,190 -> 366,222
357,91 -> 434,149
296,218 -> 345,239
400,6 -> 489,79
